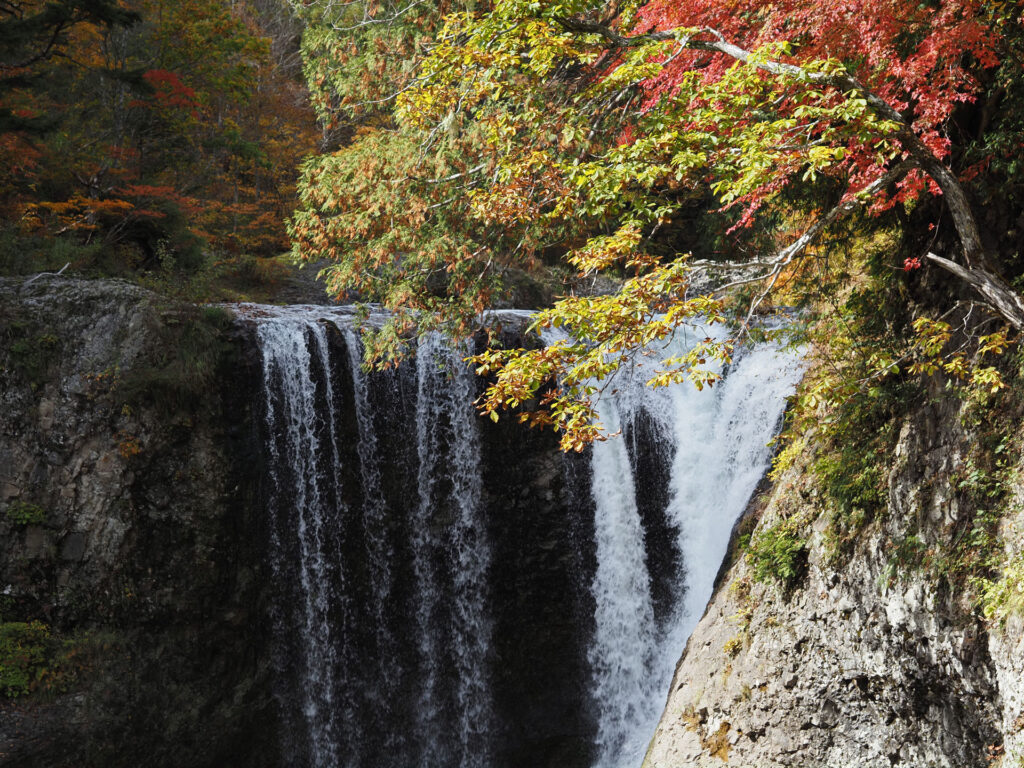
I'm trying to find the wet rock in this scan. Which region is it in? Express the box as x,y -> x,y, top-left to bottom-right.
59,532 -> 86,562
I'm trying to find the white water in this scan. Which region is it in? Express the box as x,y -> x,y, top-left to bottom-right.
341,326 -> 401,735
412,333 -> 493,768
588,396 -> 659,763
249,304 -> 802,768
258,315 -> 349,768
583,324 -> 804,768
256,308 -> 494,768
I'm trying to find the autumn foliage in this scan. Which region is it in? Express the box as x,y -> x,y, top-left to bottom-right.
289,0 -> 1024,446
1,0 -> 317,279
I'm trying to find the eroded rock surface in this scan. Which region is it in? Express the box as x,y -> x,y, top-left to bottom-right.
644,395 -> 1024,767
0,277 -> 273,768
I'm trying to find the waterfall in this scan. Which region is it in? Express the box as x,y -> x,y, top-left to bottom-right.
582,325 -> 805,767
412,332 -> 493,767
587,397 -> 659,764
258,313 -> 351,768
246,304 -> 802,768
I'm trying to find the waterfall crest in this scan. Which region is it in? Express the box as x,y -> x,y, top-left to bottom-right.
248,305 -> 802,768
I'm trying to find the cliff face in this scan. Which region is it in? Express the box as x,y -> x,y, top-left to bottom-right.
5,277 -> 1022,768
0,278 -> 274,768
644,391 -> 1024,767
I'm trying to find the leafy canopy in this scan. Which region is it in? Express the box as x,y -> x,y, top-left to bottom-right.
290,0 -> 1019,450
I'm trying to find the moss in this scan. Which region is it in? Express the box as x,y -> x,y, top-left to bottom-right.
680,703 -> 701,732
5,501 -> 46,526
703,721 -> 731,761
0,621 -> 50,697
815,390 -> 904,548
0,621 -> 68,697
723,635 -> 744,657
2,320 -> 61,390
0,621 -> 108,699
769,434 -> 806,483
932,416 -> 1018,592
878,534 -> 927,592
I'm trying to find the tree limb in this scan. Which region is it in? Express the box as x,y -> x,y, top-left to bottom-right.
710,161 -> 913,304
924,253 -> 1024,330
21,262 -> 70,288
554,18 -> 1024,328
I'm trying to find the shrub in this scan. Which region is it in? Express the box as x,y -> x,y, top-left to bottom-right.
0,621 -> 52,697
0,621 -> 101,698
746,518 -> 807,588
5,501 -> 46,526
977,553 -> 1024,624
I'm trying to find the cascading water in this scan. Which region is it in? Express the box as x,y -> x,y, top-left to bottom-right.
247,304 -> 802,768
582,325 -> 805,767
257,306 -> 495,768
258,313 -> 350,768
411,332 -> 493,767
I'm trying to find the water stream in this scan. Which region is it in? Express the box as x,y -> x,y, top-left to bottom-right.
250,305 -> 803,768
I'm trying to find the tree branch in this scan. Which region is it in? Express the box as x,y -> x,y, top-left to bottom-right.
554,17 -> 1023,328
21,262 -> 70,288
924,253 -> 1024,330
709,161 -> 913,304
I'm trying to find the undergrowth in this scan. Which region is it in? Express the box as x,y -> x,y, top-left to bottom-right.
744,516 -> 808,589
0,621 -> 99,698
757,218 -> 1023,599
5,501 -> 46,526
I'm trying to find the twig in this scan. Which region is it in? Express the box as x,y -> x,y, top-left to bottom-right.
22,262 -> 71,288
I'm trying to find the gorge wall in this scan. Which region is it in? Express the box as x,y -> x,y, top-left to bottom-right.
643,385 -> 1024,767
0,278 -> 274,767
3,277 -> 1022,768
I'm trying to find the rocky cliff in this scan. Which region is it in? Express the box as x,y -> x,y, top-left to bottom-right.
643,386 -> 1024,767
6,276 -> 1023,768
0,277 -> 274,768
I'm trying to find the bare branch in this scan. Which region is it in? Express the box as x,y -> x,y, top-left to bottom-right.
21,262 -> 70,288
924,252 -> 1024,330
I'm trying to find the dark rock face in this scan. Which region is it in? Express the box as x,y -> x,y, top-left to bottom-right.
0,278 -> 274,768
481,406 -> 597,768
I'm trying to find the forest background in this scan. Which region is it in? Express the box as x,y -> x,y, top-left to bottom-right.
0,0 -> 318,299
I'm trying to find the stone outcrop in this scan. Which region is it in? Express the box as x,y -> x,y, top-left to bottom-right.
0,277 -> 274,768
644,393 -> 1024,767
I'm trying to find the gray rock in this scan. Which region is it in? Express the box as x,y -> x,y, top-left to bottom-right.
644,395 -> 1016,768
